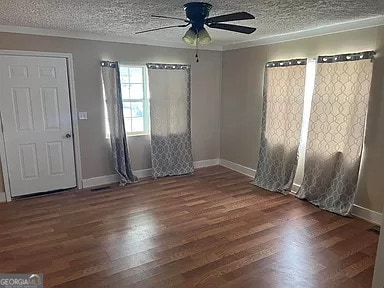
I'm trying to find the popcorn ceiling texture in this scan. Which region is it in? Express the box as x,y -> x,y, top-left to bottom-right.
0,0 -> 383,45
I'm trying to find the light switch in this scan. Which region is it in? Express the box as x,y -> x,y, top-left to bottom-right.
78,112 -> 87,120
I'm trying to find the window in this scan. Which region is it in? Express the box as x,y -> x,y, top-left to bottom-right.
120,65 -> 149,135
104,65 -> 149,137
293,59 -> 316,189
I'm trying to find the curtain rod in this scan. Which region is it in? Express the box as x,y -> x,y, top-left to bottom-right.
146,63 -> 190,70
100,61 -> 117,68
318,51 -> 375,63
266,58 -> 307,68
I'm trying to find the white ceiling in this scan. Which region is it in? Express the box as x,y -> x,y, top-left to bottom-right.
0,0 -> 384,49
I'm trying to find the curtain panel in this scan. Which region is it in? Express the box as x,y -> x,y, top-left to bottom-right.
253,59 -> 307,193
296,52 -> 374,216
101,61 -> 138,185
146,63 -> 194,178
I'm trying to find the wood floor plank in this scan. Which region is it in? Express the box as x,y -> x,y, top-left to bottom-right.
0,166 -> 378,287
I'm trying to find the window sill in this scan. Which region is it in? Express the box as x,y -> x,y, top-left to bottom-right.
127,133 -> 150,137
105,133 -> 149,140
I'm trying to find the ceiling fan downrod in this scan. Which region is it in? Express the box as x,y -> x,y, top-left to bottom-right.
195,38 -> 199,63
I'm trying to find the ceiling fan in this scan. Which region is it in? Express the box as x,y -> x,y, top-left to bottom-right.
135,2 -> 257,47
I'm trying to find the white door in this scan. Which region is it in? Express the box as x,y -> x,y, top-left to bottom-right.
0,55 -> 76,197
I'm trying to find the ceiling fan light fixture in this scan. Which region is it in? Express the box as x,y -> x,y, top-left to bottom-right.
182,28 -> 197,45
137,2 -> 257,55
197,28 -> 212,44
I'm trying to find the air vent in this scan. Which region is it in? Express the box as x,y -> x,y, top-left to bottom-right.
90,186 -> 112,192
367,225 -> 380,235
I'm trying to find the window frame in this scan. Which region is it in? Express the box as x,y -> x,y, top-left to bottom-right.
119,64 -> 150,137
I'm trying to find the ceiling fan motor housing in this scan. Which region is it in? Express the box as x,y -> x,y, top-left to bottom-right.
183,2 -> 212,32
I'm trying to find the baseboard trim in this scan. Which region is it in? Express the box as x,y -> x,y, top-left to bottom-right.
82,174 -> 119,189
194,158 -> 220,168
82,159 -> 220,189
0,192 -> 6,203
352,204 -> 382,225
134,168 -> 152,179
219,158 -> 256,178
82,169 -> 152,188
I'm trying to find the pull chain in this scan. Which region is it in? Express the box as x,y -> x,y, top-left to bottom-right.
195,37 -> 199,63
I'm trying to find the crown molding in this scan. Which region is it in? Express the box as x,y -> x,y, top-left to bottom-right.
223,15 -> 384,51
0,24 -> 224,51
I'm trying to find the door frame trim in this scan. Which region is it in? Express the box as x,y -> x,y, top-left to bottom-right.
0,50 -> 83,201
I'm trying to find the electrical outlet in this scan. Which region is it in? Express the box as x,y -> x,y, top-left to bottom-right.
78,112 -> 87,120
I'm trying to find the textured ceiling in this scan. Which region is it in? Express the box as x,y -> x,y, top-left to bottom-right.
0,0 -> 384,46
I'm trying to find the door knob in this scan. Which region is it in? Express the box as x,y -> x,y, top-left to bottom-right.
65,133 -> 72,138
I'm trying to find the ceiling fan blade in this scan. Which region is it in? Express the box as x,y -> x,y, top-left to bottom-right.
151,15 -> 189,22
205,12 -> 255,24
207,23 -> 256,34
135,24 -> 190,34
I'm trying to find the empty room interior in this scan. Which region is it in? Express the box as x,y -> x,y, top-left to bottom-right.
1,0 -> 384,287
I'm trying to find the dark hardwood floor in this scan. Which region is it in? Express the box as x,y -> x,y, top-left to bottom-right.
0,166 -> 378,287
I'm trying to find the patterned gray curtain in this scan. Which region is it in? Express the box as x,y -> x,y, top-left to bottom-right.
101,61 -> 138,185
146,63 -> 194,178
253,59 -> 307,193
296,51 -> 374,216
